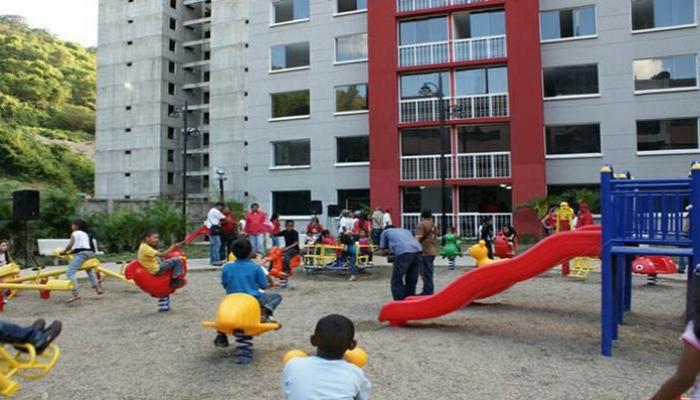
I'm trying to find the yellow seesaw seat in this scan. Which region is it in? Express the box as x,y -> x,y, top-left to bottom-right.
202,293 -> 280,336
0,343 -> 60,398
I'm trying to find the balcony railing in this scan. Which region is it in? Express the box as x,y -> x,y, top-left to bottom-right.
401,212 -> 511,237
397,0 -> 488,13
401,152 -> 510,181
455,151 -> 511,179
453,35 -> 507,62
399,35 -> 507,68
458,213 -> 512,239
399,93 -> 508,124
399,41 -> 450,68
401,154 -> 454,181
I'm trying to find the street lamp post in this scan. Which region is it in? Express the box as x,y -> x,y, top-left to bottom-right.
169,101 -> 199,225
420,75 -> 449,238
214,167 -> 227,202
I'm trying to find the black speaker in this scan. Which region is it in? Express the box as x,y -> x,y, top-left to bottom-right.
310,200 -> 322,215
13,190 -> 40,220
327,204 -> 339,217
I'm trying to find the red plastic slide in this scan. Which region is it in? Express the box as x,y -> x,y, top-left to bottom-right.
378,228 -> 601,326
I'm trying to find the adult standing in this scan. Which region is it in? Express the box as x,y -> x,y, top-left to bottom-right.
245,203 -> 267,254
206,202 -> 226,266
415,210 -> 436,296
338,210 -> 355,235
219,206 -> 238,261
382,208 -> 393,229
371,207 -> 384,245
379,225 -> 423,301
478,218 -> 494,260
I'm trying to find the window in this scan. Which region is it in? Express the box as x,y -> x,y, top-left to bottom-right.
127,40 -> 133,45
203,176 -> 210,188
455,66 -> 508,95
168,82 -> 175,95
125,173 -> 131,177
272,191 -> 312,215
203,154 -> 209,167
169,18 -> 176,30
543,64 -> 599,98
637,118 -> 699,152
168,61 -> 176,74
128,19 -> 134,24
167,172 -> 174,185
634,54 -> 698,92
170,0 -> 176,9
126,62 -> 132,67
453,10 -> 505,39
540,6 -> 596,41
168,105 -> 175,114
167,150 -> 174,162
403,187 -> 452,213
545,124 -> 601,156
125,150 -> 131,155
338,189 -> 370,210
337,136 -> 369,164
125,106 -> 132,110
203,133 -> 210,146
270,42 -> 310,71
632,0 -> 695,31
270,90 -> 310,119
399,17 -> 448,45
272,140 -> 310,167
401,128 -> 449,155
125,128 -> 132,133
337,0 -> 367,14
169,39 -> 176,52
335,33 -> 368,63
272,0 -> 309,25
335,84 -> 368,113
458,124 -> 510,153
400,71 -> 451,99
167,127 -> 175,139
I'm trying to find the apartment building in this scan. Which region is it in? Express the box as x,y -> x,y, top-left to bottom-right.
96,0 -> 700,236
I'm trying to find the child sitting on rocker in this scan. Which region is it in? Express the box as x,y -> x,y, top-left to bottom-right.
137,230 -> 187,289
283,314 -> 371,399
214,239 -> 282,348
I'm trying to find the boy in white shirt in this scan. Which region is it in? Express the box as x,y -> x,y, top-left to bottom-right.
60,219 -> 102,303
282,314 -> 371,400
206,202 -> 226,265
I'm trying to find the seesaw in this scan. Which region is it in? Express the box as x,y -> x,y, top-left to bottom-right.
0,343 -> 60,398
0,263 -> 74,311
202,293 -> 281,364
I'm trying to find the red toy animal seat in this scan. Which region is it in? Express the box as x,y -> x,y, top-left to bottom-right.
493,232 -> 514,259
268,247 -> 301,279
631,256 -> 678,275
124,248 -> 188,298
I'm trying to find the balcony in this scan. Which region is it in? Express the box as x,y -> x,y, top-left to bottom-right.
399,35 -> 506,68
397,0 -> 489,13
401,212 -> 512,237
399,93 -> 508,124
401,151 -> 510,181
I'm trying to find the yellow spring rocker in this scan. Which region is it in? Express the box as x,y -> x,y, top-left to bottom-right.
0,343 -> 60,398
202,293 -> 281,364
0,262 -> 73,311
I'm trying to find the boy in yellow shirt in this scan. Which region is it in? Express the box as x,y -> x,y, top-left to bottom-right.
138,230 -> 186,288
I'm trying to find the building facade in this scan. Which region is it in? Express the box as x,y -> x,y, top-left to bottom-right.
96,0 -> 700,237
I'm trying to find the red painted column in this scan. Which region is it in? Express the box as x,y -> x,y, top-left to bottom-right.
368,3 -> 401,224
505,0 -> 546,236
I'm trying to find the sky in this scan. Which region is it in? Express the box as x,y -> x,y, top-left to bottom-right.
0,0 -> 98,47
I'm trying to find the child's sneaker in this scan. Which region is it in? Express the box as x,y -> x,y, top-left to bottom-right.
169,279 -> 186,289
66,295 -> 80,304
348,275 -> 357,281
214,333 -> 229,348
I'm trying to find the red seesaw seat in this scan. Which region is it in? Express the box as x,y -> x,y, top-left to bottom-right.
124,248 -> 188,298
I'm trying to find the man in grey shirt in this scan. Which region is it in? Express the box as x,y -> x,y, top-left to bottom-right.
379,226 -> 423,300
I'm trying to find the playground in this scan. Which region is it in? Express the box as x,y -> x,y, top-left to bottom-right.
8,261 -> 686,400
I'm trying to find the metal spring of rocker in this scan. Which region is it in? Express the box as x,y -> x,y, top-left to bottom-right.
158,296 -> 170,312
233,332 -> 253,364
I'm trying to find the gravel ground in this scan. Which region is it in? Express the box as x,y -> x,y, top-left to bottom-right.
7,264 -> 687,400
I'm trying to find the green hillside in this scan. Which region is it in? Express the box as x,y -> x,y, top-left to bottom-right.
0,15 -> 95,194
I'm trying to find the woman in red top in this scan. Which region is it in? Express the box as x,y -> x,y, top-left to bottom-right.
306,217 -> 324,244
352,213 -> 372,238
244,203 -> 268,254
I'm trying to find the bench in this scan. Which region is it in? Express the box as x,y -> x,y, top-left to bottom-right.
36,239 -> 104,257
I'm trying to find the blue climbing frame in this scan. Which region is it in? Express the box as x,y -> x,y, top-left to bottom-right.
600,164 -> 700,356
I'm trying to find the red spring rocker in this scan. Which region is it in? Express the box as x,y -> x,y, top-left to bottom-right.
267,247 -> 301,287
631,256 -> 678,275
124,247 -> 188,312
493,232 -> 515,259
